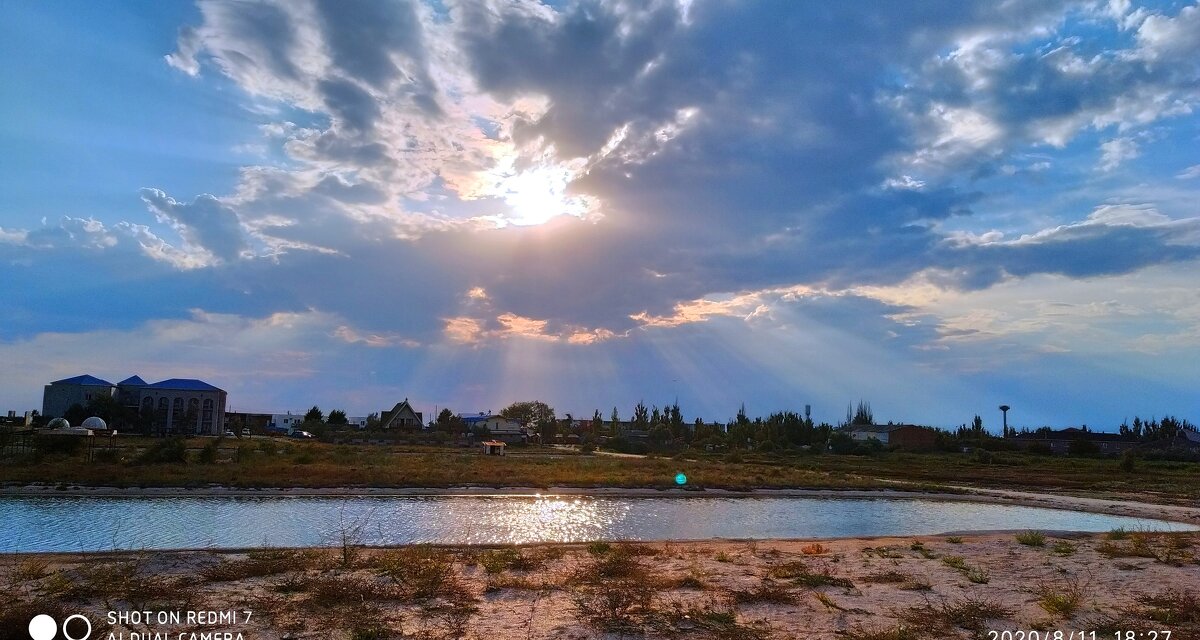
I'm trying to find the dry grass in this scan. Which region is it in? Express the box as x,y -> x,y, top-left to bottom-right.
201,548 -> 314,582
729,578 -> 798,605
899,594 -> 1014,632
1034,580 -> 1087,618
8,557 -> 50,583
767,560 -> 854,589
801,542 -> 828,555
1016,530 -> 1047,547
838,625 -> 922,640
861,570 -> 911,584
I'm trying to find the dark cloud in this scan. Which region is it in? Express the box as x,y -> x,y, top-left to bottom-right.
139,188 -> 248,262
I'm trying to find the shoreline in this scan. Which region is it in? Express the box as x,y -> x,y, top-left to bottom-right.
5,483 -> 1200,526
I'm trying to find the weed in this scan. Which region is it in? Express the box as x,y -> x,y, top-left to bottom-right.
1052,540 -> 1077,556
730,578 -> 797,605
768,561 -> 854,589
480,547 -> 542,574
1106,528 -> 1130,540
1133,589 -> 1200,625
587,541 -> 612,556
965,567 -> 990,584
801,542 -> 828,555
838,625 -> 921,640
814,591 -> 842,610
900,595 -> 1014,632
945,536 -> 964,544
941,556 -> 968,570
1016,531 -> 1047,547
350,626 -> 392,640
9,557 -> 50,583
201,548 -> 310,582
861,570 -> 910,584
306,574 -> 402,607
376,546 -> 464,601
1035,581 -> 1086,618
1096,541 -> 1157,559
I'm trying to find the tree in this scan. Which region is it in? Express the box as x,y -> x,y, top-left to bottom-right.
851,400 -> 874,426
499,401 -> 556,428
609,407 -> 620,435
365,412 -> 380,430
590,409 -> 603,437
305,406 -> 324,423
433,408 -> 466,434
632,401 -> 649,430
327,410 -> 349,425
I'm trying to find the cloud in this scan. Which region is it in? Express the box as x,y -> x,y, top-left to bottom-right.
139,188 -> 249,263
1099,136 -> 1140,170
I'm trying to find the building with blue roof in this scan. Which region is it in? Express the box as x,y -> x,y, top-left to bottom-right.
43,374 -> 227,435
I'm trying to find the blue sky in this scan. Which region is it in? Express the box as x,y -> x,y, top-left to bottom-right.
2,0 -> 1199,430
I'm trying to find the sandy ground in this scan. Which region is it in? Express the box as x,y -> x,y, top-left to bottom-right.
5,483 -> 1200,526
4,532 -> 1198,640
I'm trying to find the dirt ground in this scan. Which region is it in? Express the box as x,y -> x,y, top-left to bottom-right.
4,531 -> 1198,640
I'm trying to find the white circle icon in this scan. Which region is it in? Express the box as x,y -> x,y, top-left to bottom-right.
63,614 -> 93,640
27,614 -> 56,640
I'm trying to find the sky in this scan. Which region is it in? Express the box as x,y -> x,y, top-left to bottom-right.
2,0 -> 1199,431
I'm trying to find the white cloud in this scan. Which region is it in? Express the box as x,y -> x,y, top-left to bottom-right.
1177,164 -> 1200,179
1098,136 -> 1140,171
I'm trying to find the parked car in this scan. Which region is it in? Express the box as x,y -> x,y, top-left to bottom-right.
240,428 -> 251,437
223,430 -> 235,437
289,430 -> 314,439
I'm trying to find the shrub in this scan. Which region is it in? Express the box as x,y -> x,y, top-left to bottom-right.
135,437 -> 188,464
1016,531 -> 1047,547
196,440 -> 219,464
801,542 -> 828,555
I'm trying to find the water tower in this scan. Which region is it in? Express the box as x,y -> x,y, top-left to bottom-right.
999,405 -> 1010,434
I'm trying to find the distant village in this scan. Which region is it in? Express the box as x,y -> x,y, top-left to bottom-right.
3,373 -> 1199,458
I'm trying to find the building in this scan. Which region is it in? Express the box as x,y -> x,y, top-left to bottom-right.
224,411 -> 273,432
268,411 -> 306,433
461,414 -> 528,443
847,424 -> 939,450
1006,428 -> 1138,455
42,374 -> 227,436
481,440 -> 506,456
42,375 -> 117,418
379,399 -> 423,430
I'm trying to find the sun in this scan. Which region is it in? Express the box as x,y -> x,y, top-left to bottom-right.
495,162 -> 596,226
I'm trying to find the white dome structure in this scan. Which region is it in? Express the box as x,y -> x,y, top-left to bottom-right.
47,417 -> 70,429
81,416 -> 107,430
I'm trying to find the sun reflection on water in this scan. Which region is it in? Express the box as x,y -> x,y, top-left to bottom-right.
478,496 -> 622,544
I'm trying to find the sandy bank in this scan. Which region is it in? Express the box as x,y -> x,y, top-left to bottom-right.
6,533 -> 1199,639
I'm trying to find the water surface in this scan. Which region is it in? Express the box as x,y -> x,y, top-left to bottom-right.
1,495 -> 1192,552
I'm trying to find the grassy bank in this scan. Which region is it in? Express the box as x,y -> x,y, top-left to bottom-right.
2,436 -> 1199,502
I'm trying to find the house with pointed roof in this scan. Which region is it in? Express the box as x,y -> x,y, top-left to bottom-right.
379,399 -> 423,430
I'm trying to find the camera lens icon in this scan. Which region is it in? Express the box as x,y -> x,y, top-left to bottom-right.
29,613 -> 91,640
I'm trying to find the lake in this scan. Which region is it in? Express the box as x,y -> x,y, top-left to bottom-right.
1,495 -> 1193,552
